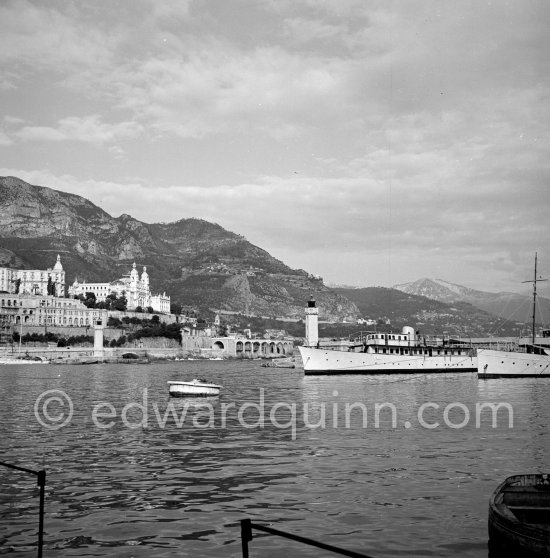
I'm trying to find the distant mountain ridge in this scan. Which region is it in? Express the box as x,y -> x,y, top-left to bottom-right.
0,176 -> 358,321
332,286 -> 519,337
393,278 -> 487,302
393,277 -> 550,325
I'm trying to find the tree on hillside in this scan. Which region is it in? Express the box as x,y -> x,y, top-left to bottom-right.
170,302 -> 182,315
80,292 -> 97,308
46,276 -> 58,296
113,294 -> 127,311
100,292 -> 126,311
105,293 -> 118,310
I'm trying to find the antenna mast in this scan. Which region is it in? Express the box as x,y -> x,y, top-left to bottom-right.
522,252 -> 547,347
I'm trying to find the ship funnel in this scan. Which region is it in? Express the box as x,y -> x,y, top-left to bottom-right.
402,326 -> 415,342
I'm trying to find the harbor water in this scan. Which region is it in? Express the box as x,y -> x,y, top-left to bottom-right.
1,360 -> 549,557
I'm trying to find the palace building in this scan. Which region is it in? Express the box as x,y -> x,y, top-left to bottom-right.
0,255 -> 65,297
0,293 -> 101,327
68,263 -> 170,313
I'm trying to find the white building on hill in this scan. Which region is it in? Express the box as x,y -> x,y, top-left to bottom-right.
1,293 -> 101,327
0,255 -> 65,297
68,263 -> 170,313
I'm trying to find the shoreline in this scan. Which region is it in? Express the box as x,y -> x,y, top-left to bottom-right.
0,350 -> 296,366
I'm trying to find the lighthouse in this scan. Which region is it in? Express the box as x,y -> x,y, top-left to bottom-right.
93,311 -> 108,358
304,296 -> 319,347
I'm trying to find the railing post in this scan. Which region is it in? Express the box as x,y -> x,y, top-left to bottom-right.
241,518 -> 252,558
241,519 -> 375,558
37,470 -> 46,558
0,461 -> 46,558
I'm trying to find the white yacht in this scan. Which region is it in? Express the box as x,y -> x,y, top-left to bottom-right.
299,325 -> 476,375
478,253 -> 550,378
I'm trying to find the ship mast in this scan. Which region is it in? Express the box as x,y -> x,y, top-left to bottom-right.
522,252 -> 547,348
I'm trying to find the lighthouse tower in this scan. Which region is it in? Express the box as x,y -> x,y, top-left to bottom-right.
93,311 -> 108,358
304,296 -> 319,347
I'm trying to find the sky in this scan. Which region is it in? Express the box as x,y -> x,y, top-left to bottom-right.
1,0 -> 549,295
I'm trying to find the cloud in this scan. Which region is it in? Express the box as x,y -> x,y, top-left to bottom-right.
109,45 -> 359,140
0,1 -> 549,292
283,17 -> 346,45
0,1 -> 382,140
0,130 -> 13,146
0,0 -> 118,78
152,0 -> 194,20
15,116 -> 142,145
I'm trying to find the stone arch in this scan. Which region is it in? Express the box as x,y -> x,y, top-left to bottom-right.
213,340 -> 225,350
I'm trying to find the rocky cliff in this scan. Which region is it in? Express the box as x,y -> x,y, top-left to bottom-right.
0,176 -> 359,321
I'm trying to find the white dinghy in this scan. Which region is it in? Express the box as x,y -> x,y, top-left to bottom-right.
167,378 -> 222,397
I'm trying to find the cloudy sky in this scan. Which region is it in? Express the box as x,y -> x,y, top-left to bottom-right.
1,0 -> 549,294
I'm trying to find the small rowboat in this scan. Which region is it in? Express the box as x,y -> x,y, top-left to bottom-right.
489,474 -> 550,557
167,379 -> 222,397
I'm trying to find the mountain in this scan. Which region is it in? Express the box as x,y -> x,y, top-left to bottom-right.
392,278 -> 484,303
0,176 -> 359,321
393,278 -> 550,326
333,286 -> 520,337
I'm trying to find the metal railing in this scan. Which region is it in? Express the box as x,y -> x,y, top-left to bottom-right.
0,461 -> 46,557
240,518 -> 375,558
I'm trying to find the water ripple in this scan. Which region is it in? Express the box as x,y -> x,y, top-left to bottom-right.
1,362 -> 549,557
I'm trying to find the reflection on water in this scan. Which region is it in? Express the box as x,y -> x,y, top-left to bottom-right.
1,362 -> 549,557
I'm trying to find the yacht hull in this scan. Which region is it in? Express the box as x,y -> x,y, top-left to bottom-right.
299,346 -> 477,375
477,349 -> 550,378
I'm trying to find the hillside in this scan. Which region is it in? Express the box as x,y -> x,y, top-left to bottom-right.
0,176 -> 358,321
333,287 -> 520,337
393,278 -> 550,325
